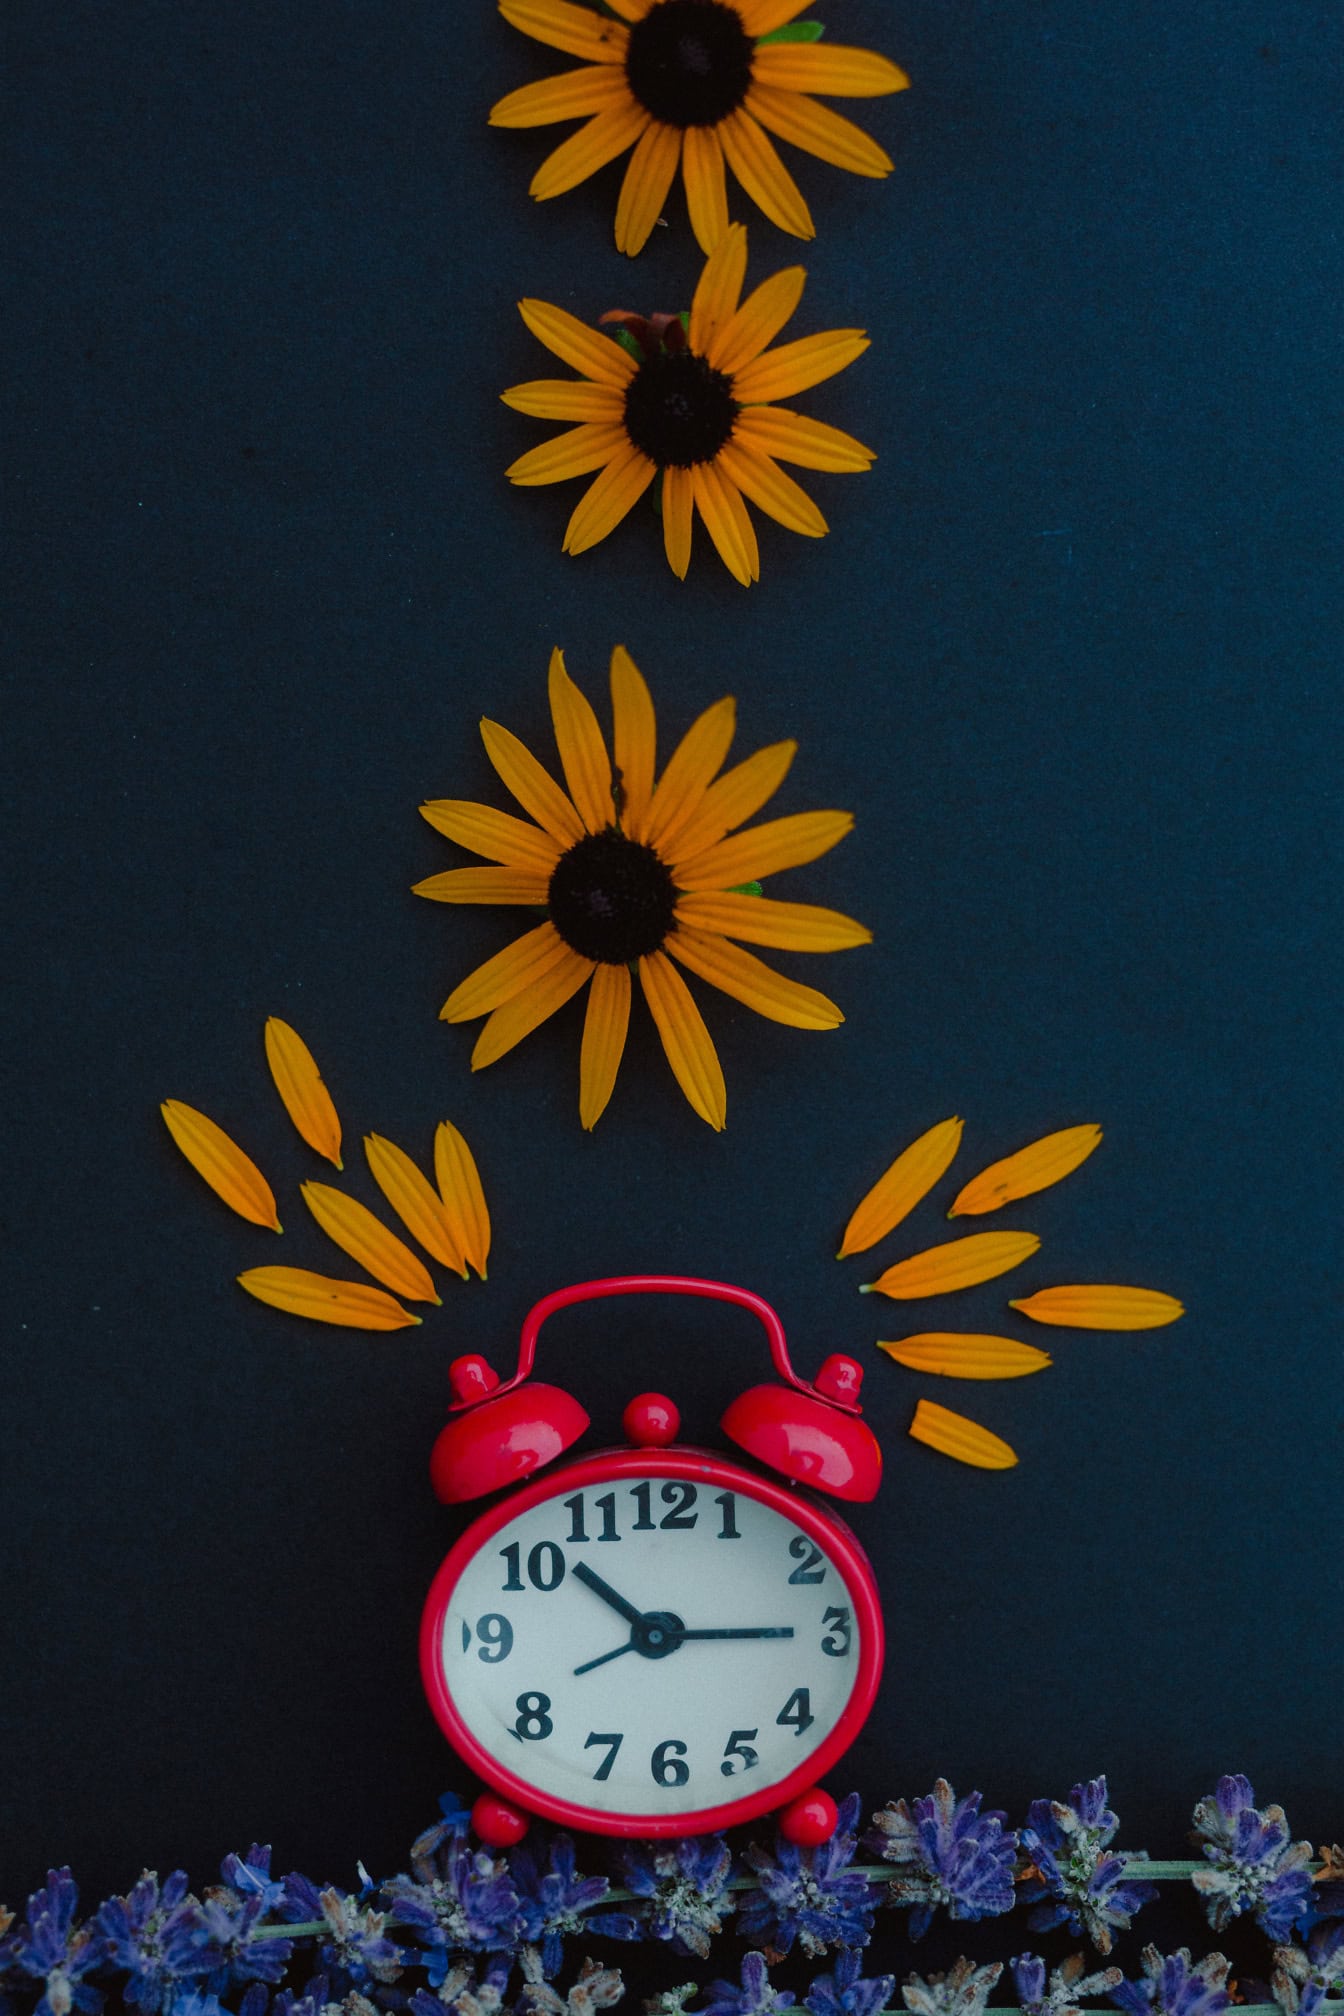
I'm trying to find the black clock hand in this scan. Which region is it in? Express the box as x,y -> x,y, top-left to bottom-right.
572,1641 -> 639,1676
675,1627 -> 795,1641
571,1561 -> 646,1628
574,1622 -> 794,1675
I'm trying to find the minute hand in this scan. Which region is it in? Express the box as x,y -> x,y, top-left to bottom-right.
676,1626 -> 795,1641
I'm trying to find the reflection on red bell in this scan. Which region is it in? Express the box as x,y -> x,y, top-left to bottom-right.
720,1353 -> 881,1502
430,1354 -> 590,1504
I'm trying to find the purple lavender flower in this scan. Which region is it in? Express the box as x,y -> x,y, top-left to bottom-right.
805,1946 -> 895,2016
12,1870 -> 106,2016
166,1993 -> 226,2016
280,1877 -> 401,1990
384,1817 -> 522,1979
1020,1778 -> 1157,1955
408,1955 -> 514,2016
867,1782 -> 1017,1939
588,1837 -> 734,1961
510,1836 -> 610,1979
194,1881 -> 292,1993
900,1960 -> 1002,2016
1272,1923 -> 1344,2016
96,1870 -> 219,2013
738,1795 -> 875,1960
1011,1954 -> 1124,2016
1190,1777 -> 1314,1942
219,1850 -> 288,1920
702,1952 -> 797,2016
1109,1949 -> 1231,2016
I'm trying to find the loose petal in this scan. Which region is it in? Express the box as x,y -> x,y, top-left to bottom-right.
579,960 -> 631,1130
263,1018 -> 343,1169
364,1133 -> 468,1277
639,950 -> 727,1130
949,1124 -> 1104,1217
301,1183 -> 440,1304
419,797 -> 563,871
878,1334 -> 1052,1379
667,924 -> 843,1029
909,1399 -> 1018,1470
674,808 -> 853,888
547,646 -> 615,832
442,920 -> 572,1023
609,645 -> 657,830
435,1122 -> 492,1279
862,1230 -> 1040,1299
238,1266 -> 420,1331
837,1116 -> 964,1258
1010,1285 -> 1185,1330
675,890 -> 870,952
161,1100 -> 281,1232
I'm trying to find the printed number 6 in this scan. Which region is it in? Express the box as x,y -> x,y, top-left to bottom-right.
651,1739 -> 690,1787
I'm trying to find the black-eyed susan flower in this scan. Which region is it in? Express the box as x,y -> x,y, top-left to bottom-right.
490,0 -> 909,257
503,222 -> 873,584
414,644 -> 870,1130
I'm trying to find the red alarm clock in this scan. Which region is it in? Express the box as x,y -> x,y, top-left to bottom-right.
420,1276 -> 884,1845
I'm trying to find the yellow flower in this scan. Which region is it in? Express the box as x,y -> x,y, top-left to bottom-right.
503,223 -> 873,584
491,0 -> 909,257
415,644 -> 869,1130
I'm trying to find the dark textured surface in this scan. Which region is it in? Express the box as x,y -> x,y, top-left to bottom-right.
4,0 -> 1341,1906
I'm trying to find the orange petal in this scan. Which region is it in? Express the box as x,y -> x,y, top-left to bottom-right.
614,119 -> 681,256
479,719 -> 585,849
640,694 -> 736,851
711,265 -> 806,374
673,808 -> 852,888
610,645 -> 657,833
690,458 -> 759,585
489,63 -> 630,127
518,298 -> 636,387
675,890 -> 870,952
751,42 -> 911,97
738,0 -> 814,30
665,739 -> 795,863
1009,1286 -> 1185,1331
301,1182 -> 440,1304
662,463 -> 694,579
949,1124 -> 1103,1217
715,439 -> 827,537
442,920 -> 572,1023
909,1399 -> 1018,1470
732,329 -> 869,403
529,98 -> 650,201
470,948 -> 593,1070
498,0 -> 630,64
548,646 -> 615,832
501,378 -> 626,422
732,404 -> 875,471
579,960 -> 631,1130
638,949 -> 726,1130
837,1116 -> 963,1259
434,1121 -> 492,1280
745,84 -> 894,178
412,866 -> 551,904
667,924 -> 843,1029
681,123 -> 729,253
563,442 -> 658,554
364,1133 -> 468,1277
263,1018 -> 343,1169
689,221 -> 749,357
506,421 -> 631,486
419,798 -> 563,872
717,108 -> 814,239
862,1231 -> 1040,1299
877,1333 -> 1051,1379
238,1266 -> 419,1331
161,1100 -> 281,1232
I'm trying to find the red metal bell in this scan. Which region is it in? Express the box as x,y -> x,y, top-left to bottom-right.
720,1353 -> 881,1502
430,1353 -> 590,1505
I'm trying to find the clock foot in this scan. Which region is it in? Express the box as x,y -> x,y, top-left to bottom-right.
777,1788 -> 839,1845
471,1793 -> 530,1848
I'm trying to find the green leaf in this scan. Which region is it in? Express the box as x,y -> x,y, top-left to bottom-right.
612,326 -> 645,363
727,882 -> 764,897
678,310 -> 691,334
757,21 -> 825,44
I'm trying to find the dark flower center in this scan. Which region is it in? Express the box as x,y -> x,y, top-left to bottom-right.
623,348 -> 739,468
548,828 -> 677,964
625,0 -> 755,128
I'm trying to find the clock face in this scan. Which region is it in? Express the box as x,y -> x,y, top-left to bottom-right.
420,1448 -> 883,1835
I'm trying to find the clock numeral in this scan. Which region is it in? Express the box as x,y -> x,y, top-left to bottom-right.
500,1541 -> 567,1593
714,1491 -> 741,1540
513,1691 -> 553,1741
629,1481 -> 699,1530
820,1606 -> 852,1657
564,1493 -> 621,1543
786,1534 -> 826,1584
584,1731 -> 624,1781
776,1687 -> 814,1736
651,1738 -> 690,1788
720,1728 -> 759,1776
563,1493 -> 588,1543
594,1492 -> 620,1541
460,1612 -> 513,1663
629,1482 -> 656,1530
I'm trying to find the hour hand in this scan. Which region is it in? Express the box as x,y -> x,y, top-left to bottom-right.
572,1561 -> 646,1628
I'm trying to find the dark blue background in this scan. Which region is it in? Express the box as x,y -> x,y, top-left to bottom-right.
4,0 -> 1341,1905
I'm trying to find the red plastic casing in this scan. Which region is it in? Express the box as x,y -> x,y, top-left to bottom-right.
419,1444 -> 885,1838
721,1384 -> 882,1502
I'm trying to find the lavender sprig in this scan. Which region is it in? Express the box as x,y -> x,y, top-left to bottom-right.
867,1783 -> 1017,1938
1191,1778 -> 1315,1943
1020,1779 -> 1157,1954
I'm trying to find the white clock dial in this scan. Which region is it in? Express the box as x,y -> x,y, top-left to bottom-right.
437,1464 -> 866,1818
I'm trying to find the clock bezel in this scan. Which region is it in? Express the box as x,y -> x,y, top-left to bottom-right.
419,1445 -> 884,1837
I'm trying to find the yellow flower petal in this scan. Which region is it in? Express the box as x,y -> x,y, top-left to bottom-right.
689,221 -> 749,359
1009,1286 -> 1185,1331
563,441 -> 658,554
529,98 -> 650,201
675,890 -> 870,952
518,298 -> 636,387
501,379 -> 626,422
733,405 -> 875,472
681,123 -> 729,254
949,1124 -> 1104,1217
861,1231 -> 1040,1299
238,1266 -> 420,1331
489,63 -> 630,127
412,866 -> 551,905
715,439 -> 827,538
738,0 -> 814,30
579,960 -> 631,1130
364,1134 -> 468,1277
442,920 -> 572,1023
751,42 -> 911,97
506,421 -> 632,486
479,720 -> 585,849
717,109 -> 814,239
263,1018 -> 343,1169
732,329 -> 869,403
609,645 -> 657,832
667,924 -> 843,1029
909,1399 -> 1018,1470
548,645 -> 615,832
498,0 -> 629,65
434,1121 -> 492,1279
638,949 -> 726,1130
674,808 -> 853,888
877,1334 -> 1052,1380
665,739 -> 795,864
745,84 -> 894,178
419,798 -> 562,872
614,119 -> 681,257
690,458 -> 759,585
662,463 -> 694,579
639,695 -> 736,850
470,949 -> 594,1070
301,1182 -> 440,1304
711,266 -> 805,374
161,1100 -> 281,1232
836,1116 -> 964,1259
